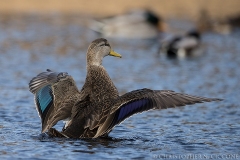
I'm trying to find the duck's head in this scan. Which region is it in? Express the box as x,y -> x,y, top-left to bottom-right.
87,38 -> 122,66
145,10 -> 166,32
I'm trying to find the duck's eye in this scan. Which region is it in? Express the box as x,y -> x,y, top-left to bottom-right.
100,43 -> 110,47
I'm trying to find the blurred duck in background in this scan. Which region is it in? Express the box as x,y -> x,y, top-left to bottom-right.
197,10 -> 240,34
212,14 -> 240,34
197,10 -> 231,34
89,9 -> 166,39
159,30 -> 201,59
227,14 -> 240,29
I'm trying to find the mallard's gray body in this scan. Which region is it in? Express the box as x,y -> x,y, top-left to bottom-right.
89,9 -> 165,39
29,38 -> 222,138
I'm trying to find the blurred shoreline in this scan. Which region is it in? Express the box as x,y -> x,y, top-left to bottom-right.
0,0 -> 239,20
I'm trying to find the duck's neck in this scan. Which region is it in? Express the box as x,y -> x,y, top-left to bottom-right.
86,65 -> 119,98
87,59 -> 102,66
87,51 -> 103,66
87,65 -> 109,80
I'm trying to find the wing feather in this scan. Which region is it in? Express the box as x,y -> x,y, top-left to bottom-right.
29,70 -> 80,132
94,89 -> 222,137
35,85 -> 54,126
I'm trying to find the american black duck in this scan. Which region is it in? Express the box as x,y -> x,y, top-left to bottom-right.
29,38 -> 222,138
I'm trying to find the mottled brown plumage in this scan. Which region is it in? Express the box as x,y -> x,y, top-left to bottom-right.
29,38 -> 222,139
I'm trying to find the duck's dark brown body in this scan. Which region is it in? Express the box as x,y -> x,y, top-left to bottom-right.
29,38 -> 222,138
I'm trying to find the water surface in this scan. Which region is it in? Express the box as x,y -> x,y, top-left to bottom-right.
0,14 -> 239,159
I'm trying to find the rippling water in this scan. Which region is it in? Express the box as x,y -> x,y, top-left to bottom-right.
0,15 -> 239,159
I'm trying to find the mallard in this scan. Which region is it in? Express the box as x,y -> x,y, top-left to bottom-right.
29,38 -> 222,138
89,9 -> 165,39
196,10 -> 237,35
159,30 -> 201,59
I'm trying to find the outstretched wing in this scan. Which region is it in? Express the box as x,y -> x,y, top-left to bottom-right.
29,69 -> 80,133
94,88 -> 222,137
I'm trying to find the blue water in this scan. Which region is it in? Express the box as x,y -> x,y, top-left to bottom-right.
0,15 -> 239,159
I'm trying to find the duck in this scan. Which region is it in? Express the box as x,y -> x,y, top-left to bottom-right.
89,9 -> 165,39
196,9 -> 238,35
29,38 -> 222,138
159,30 -> 201,59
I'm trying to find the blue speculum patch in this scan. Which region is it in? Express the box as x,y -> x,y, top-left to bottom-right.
116,99 -> 149,123
36,85 -> 53,114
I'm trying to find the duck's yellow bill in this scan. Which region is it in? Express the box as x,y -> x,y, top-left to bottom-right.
109,50 -> 122,58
